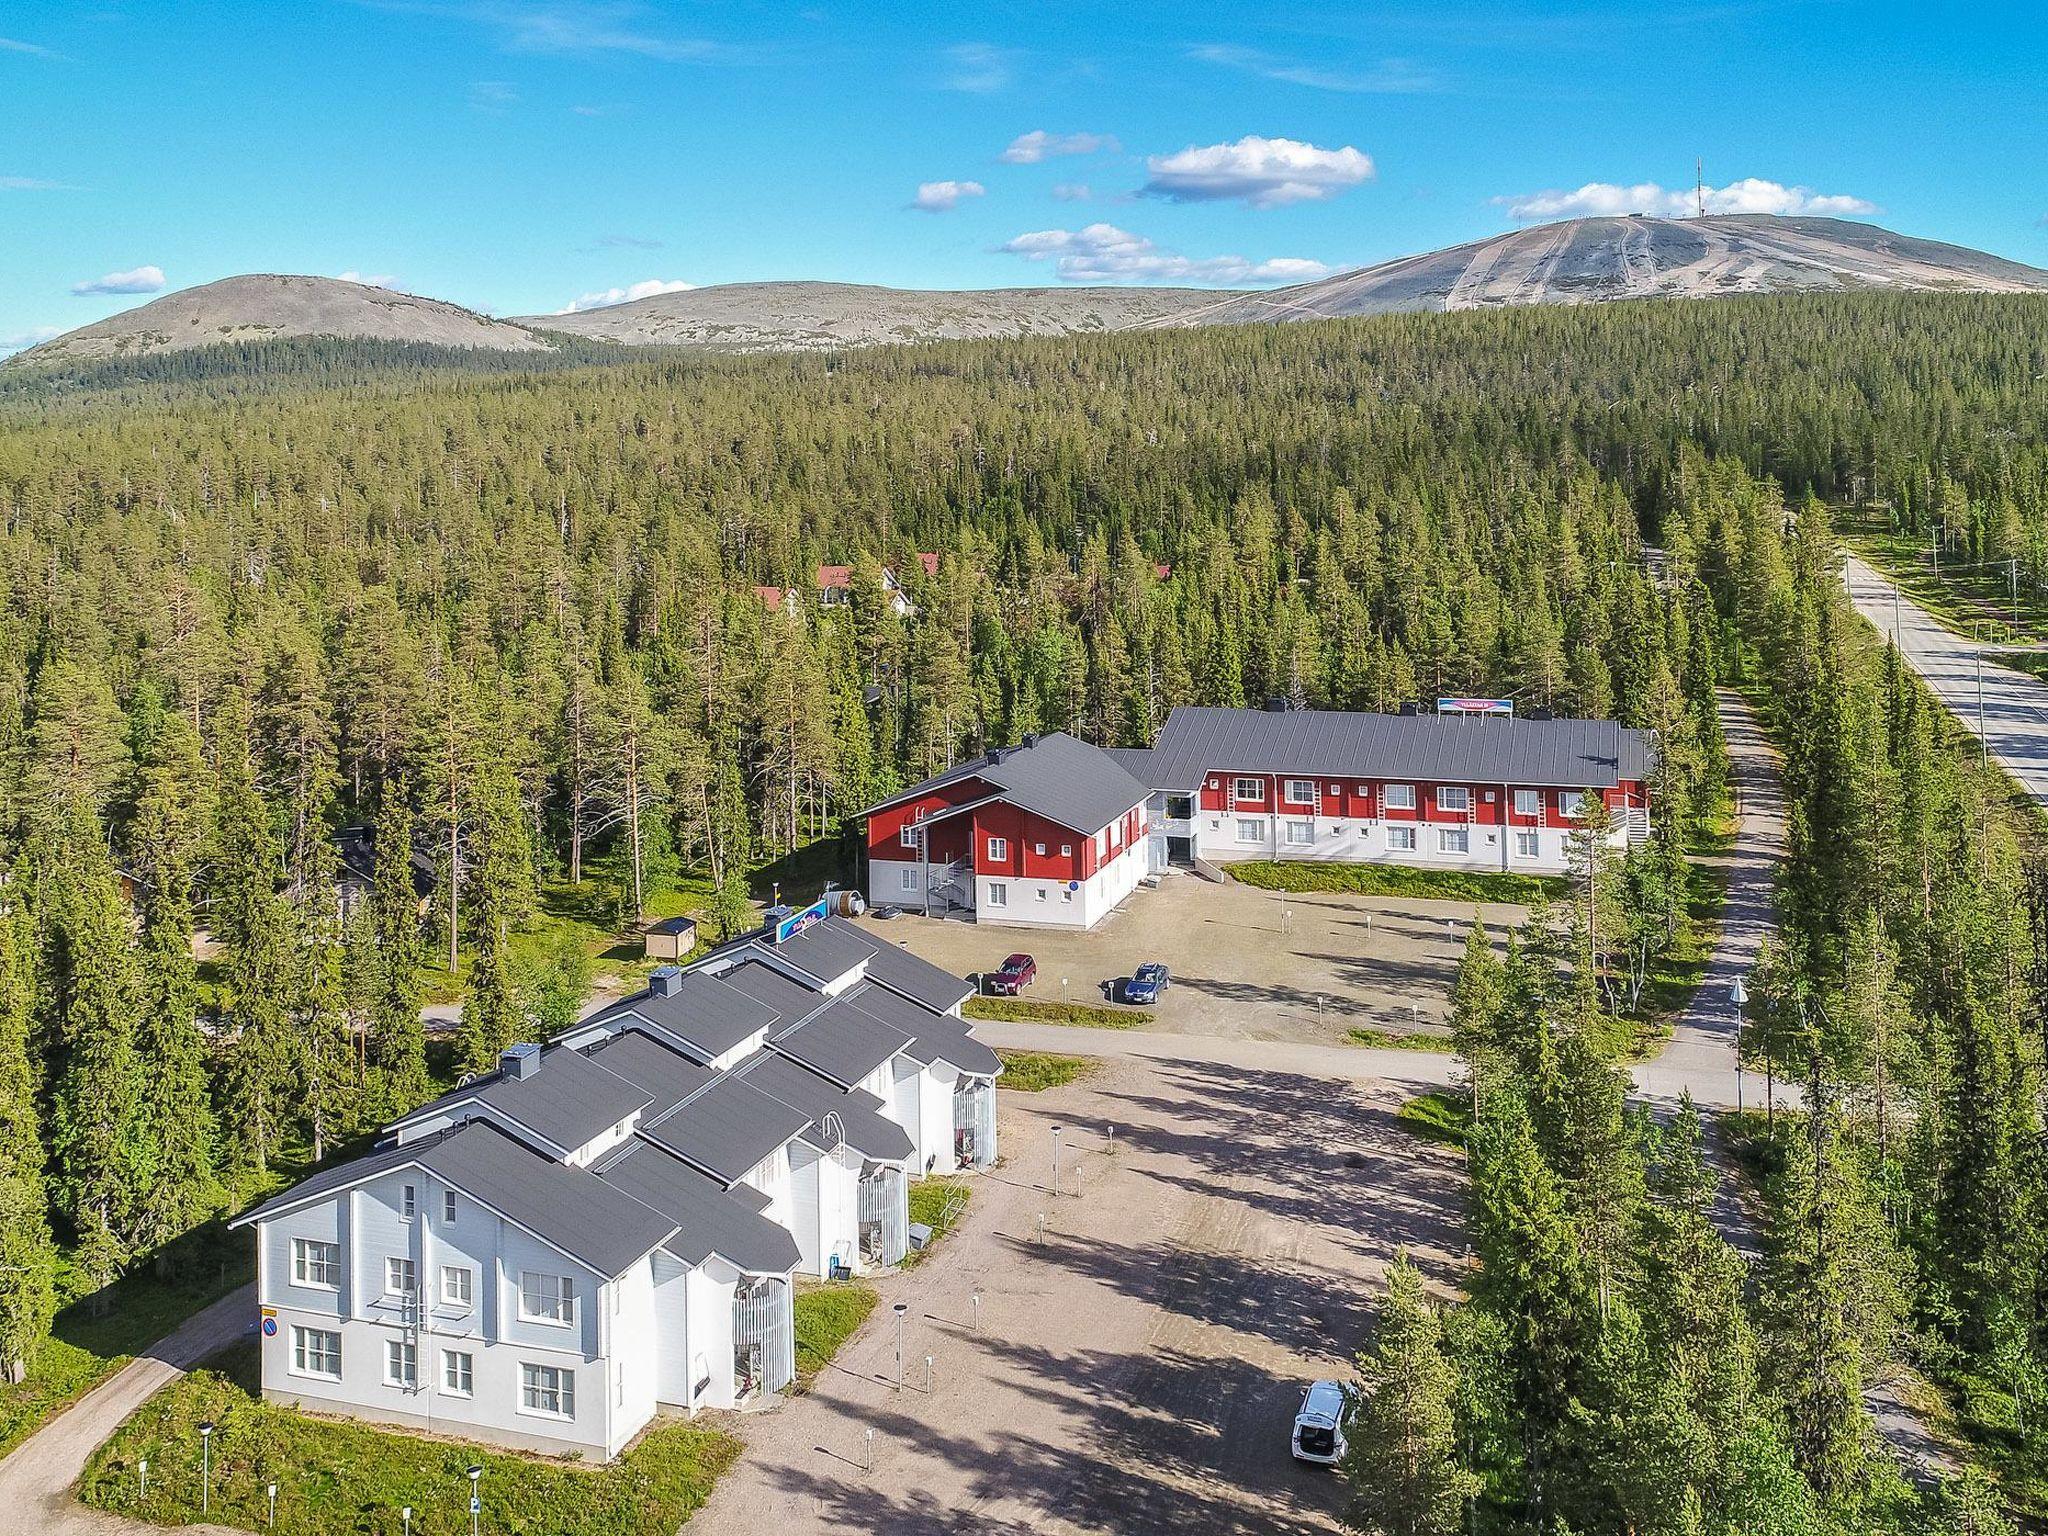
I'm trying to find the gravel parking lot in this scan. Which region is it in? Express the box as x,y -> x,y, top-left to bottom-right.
857,874 -> 1527,1045
690,1052 -> 1467,1536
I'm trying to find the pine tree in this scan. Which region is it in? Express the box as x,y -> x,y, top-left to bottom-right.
1447,918 -> 1504,1115
296,825 -> 358,1162
1345,1253 -> 1477,1536
0,892 -> 56,1383
457,756 -> 531,1072
364,777 -> 428,1116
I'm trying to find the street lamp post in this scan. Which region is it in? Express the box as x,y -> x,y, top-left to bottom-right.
1731,974 -> 1749,1116
1050,1124 -> 1064,1196
467,1464 -> 483,1536
198,1422 -> 214,1517
892,1303 -> 909,1391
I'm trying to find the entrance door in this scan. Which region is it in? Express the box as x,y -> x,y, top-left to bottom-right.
1167,836 -> 1193,867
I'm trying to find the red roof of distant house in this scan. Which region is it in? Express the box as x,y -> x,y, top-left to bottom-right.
916,552 -> 939,579
816,564 -> 853,591
754,585 -> 787,610
1155,563 -> 1173,580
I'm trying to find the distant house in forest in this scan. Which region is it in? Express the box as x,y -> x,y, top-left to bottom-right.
331,824 -> 437,925
754,557 -> 936,619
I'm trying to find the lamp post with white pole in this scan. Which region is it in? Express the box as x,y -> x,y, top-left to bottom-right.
1050,1124 -> 1064,1197
467,1464 -> 483,1536
892,1303 -> 909,1391
1731,973 -> 1749,1115
198,1422 -> 214,1517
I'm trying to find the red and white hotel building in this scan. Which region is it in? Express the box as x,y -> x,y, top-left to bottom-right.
864,707 -> 1650,929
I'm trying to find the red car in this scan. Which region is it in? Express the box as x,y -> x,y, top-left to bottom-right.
985,953 -> 1037,996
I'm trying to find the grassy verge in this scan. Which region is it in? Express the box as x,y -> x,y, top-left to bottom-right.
81,1341 -> 740,1535
963,996 -> 1146,1030
792,1280 -> 879,1390
1395,1091 -> 1472,1149
1224,860 -> 1566,905
994,1049 -> 1096,1092
1844,528 -> 2048,648
1346,1028 -> 1457,1053
904,1177 -> 972,1268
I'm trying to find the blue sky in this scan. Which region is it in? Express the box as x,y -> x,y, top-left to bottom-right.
4,1 -> 2047,350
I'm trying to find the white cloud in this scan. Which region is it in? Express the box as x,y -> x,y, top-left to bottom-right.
0,175 -> 71,191
1496,177 -> 1879,221
1188,44 -> 1439,94
0,37 -> 52,56
1051,183 -> 1092,202
910,179 -> 986,213
336,270 -> 399,288
71,265 -> 166,296
1142,135 -> 1375,208
0,325 -> 61,358
365,2 -> 728,63
941,42 -> 1011,93
1000,223 -> 1328,285
999,130 -> 1118,165
556,277 -> 694,313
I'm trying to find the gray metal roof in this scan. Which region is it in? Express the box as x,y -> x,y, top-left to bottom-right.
769,989 -> 914,1088
837,980 -> 999,1078
1140,707 -> 1650,794
593,1140 -> 800,1275
870,731 -> 1147,836
760,919 -> 880,985
577,1029 -> 720,1119
581,968 -> 783,1062
717,959 -> 833,1025
231,1134 -> 439,1230
639,1074 -> 814,1185
859,938 -> 975,1015
736,1052 -> 914,1163
387,1042 -> 654,1154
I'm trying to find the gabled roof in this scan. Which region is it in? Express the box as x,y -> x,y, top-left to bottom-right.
581,968 -> 783,1063
867,731 -> 1147,837
769,988 -> 914,1088
736,1051 -> 913,1164
593,1140 -> 801,1276
639,1074 -> 814,1185
758,918 -> 879,986
387,1042 -> 653,1155
848,983 -> 1001,1078
860,937 -> 976,1015
577,1029 -> 720,1120
233,1121 -> 676,1280
1140,707 -> 1651,794
717,958 -> 833,1024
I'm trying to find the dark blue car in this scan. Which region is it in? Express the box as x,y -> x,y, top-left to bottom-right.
1123,963 -> 1170,1005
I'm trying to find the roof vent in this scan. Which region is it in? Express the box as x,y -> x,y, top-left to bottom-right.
649,965 -> 683,998
988,747 -> 1006,764
1021,732 -> 1039,748
500,1042 -> 541,1080
1265,697 -> 1287,713
1399,701 -> 1420,717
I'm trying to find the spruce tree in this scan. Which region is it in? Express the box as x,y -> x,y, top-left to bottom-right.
457,757 -> 531,1072
365,776 -> 428,1115
0,892 -> 56,1383
1344,1253 -> 1477,1536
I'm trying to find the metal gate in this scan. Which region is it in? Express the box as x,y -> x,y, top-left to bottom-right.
858,1164 -> 907,1266
732,1277 -> 793,1397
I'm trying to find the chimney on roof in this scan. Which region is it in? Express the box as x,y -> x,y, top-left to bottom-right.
1399,701 -> 1420,717
1264,697 -> 1287,713
650,965 -> 683,998
500,1042 -> 541,1080
988,747 -> 1006,765
1021,732 -> 1039,748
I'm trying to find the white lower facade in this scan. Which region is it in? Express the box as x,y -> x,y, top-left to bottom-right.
1172,804 -> 1625,876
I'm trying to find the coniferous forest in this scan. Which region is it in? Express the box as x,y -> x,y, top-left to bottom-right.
5,291 -> 2048,1527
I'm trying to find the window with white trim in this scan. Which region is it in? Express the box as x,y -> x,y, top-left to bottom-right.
518,1271 -> 576,1327
1439,827 -> 1471,854
399,1183 -> 416,1220
1384,783 -> 1416,811
1034,842 -> 1046,856
1515,831 -> 1540,858
386,1257 -> 417,1296
441,1265 -> 474,1307
986,882 -> 1008,908
1035,888 -> 1047,902
1513,789 -> 1540,817
385,1337 -> 417,1388
899,823 -> 919,849
291,1326 -> 341,1379
1387,825 -> 1417,852
291,1237 -> 340,1289
521,1362 -> 576,1419
900,867 -> 917,892
1284,778 -> 1317,805
1436,786 -> 1471,814
1284,820 -> 1314,846
986,836 -> 1007,863
443,1349 -> 474,1397
1061,888 -> 1073,904
1559,791 -> 1587,819
1060,843 -> 1071,857
1235,818 -> 1264,844
1232,776 -> 1264,802
442,1191 -> 457,1224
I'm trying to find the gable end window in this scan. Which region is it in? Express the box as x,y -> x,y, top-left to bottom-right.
291,1237 -> 340,1289
986,836 -> 1008,863
518,1271 -> 576,1326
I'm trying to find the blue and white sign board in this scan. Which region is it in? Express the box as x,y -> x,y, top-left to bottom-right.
774,897 -> 829,944
1437,697 -> 1514,717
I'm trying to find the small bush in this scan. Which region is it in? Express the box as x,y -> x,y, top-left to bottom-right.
994,1049 -> 1096,1092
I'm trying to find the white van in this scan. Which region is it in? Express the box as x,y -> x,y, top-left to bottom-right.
1291,1379 -> 1349,1465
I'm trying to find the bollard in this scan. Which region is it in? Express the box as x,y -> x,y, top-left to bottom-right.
971,1291 -> 982,1332
403,1508 -> 413,1536
139,1458 -> 148,1502
865,1427 -> 875,1471
1036,1212 -> 1046,1245
267,1482 -> 278,1528
926,1355 -> 935,1391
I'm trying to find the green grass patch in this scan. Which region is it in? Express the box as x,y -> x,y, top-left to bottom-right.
1395,1091 -> 1472,1149
993,1049 -> 1096,1092
1346,1028 -> 1458,1053
0,1336 -> 112,1461
904,1177 -> 972,1268
81,1341 -> 740,1535
1224,860 -> 1566,905
793,1279 -> 879,1390
963,996 -> 1147,1029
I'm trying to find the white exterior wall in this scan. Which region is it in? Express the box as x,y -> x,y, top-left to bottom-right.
869,855 -> 968,915
737,1145 -> 794,1233
974,837 -> 1148,930
887,1058 -> 959,1175
686,1260 -> 740,1410
1191,812 -> 1617,875
786,1141 -> 863,1277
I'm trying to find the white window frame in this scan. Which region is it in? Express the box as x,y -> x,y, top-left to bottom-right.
1439,827 -> 1471,854
441,1264 -> 474,1308
291,1237 -> 340,1290
986,882 -> 1008,908
1235,817 -> 1264,844
1284,778 -> 1317,805
520,1362 -> 577,1420
442,1349 -> 474,1397
1384,783 -> 1416,811
518,1270 -> 576,1328
399,1183 -> 416,1221
1559,791 -> 1587,819
1061,888 -> 1073,903
385,1257 -> 417,1296
898,823 -> 919,849
290,1326 -> 341,1380
1034,842 -> 1046,856
1232,776 -> 1264,802
1513,789 -> 1540,817
442,1191 -> 457,1224
385,1337 -> 417,1389
1284,820 -> 1314,847
900,867 -> 917,892
1515,830 -> 1540,858
1060,843 -> 1072,857
1035,888 -> 1047,903
986,836 -> 1007,863
1436,786 -> 1472,814
1387,825 -> 1417,852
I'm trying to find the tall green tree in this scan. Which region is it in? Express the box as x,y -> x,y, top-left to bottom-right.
1344,1253 -> 1477,1536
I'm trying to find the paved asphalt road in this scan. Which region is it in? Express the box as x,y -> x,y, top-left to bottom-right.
1845,552 -> 2048,805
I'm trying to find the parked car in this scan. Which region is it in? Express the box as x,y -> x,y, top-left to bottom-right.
1122,962 -> 1170,1005
1291,1380 -> 1350,1465
985,953 -> 1037,995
